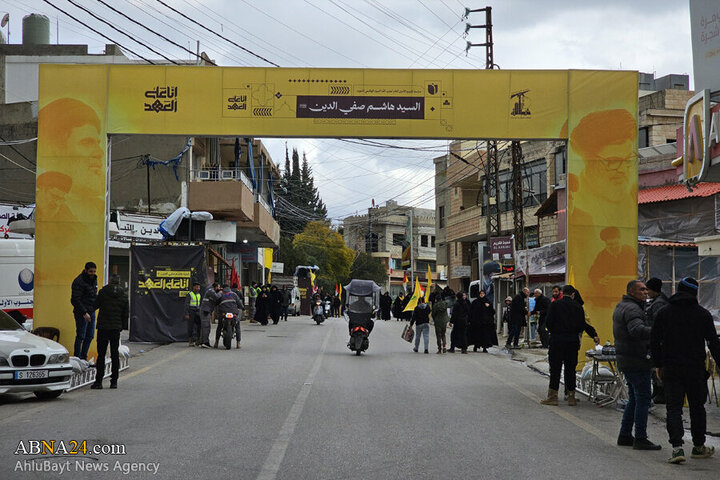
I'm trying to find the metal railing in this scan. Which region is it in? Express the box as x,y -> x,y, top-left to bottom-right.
190,168 -> 254,192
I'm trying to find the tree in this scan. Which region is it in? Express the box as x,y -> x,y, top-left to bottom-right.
293,221 -> 354,289
275,147 -> 327,237
349,252 -> 388,285
276,235 -> 307,275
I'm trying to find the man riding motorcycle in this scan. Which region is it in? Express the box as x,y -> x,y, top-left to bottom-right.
214,284 -> 244,349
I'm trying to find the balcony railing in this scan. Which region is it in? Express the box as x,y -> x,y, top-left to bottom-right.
257,195 -> 271,214
190,168 -> 254,191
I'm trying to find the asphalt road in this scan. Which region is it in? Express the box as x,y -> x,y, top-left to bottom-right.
1,316 -> 718,480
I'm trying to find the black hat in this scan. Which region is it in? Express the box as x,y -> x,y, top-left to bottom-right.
646,277 -> 662,293
677,277 -> 699,295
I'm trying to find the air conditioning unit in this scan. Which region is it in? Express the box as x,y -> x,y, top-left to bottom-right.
197,171 -> 211,180
221,170 -> 235,180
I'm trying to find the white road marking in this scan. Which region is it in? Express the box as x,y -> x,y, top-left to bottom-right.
255,327 -> 332,480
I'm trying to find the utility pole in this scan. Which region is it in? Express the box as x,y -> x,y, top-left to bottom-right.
511,142 -> 525,250
464,7 -> 501,239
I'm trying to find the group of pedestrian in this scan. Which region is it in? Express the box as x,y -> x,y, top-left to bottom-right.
247,282 -> 296,325
71,261 -> 129,390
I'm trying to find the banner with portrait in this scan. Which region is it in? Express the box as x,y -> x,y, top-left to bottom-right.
129,245 -> 206,343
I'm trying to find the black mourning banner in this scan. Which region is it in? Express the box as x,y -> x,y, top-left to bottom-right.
130,245 -> 206,342
296,96 -> 424,119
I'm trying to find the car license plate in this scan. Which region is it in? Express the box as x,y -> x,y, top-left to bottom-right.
14,370 -> 49,380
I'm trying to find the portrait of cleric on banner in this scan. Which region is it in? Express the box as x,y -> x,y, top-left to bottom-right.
568,108 -> 638,314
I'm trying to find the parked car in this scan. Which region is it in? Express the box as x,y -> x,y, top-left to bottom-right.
0,310 -> 72,399
286,287 -> 301,316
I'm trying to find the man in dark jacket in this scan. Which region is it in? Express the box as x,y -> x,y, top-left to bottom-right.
184,282 -> 202,347
613,279 -> 661,451
71,261 -> 98,360
541,285 -> 599,406
90,275 -> 128,390
506,287 -> 529,349
215,285 -> 244,349
645,277 -> 669,403
199,283 -> 221,348
410,298 -> 431,354
280,286 -> 291,321
651,277 -> 720,464
531,289 -> 551,348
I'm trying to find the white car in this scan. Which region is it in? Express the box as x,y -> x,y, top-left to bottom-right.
0,310 -> 72,399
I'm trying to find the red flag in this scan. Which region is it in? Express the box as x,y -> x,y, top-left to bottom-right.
335,284 -> 339,295
389,253 -> 393,274
230,259 -> 240,288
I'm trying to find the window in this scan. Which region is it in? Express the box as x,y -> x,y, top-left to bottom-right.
416,260 -> 436,273
554,148 -> 566,186
454,242 -> 458,257
438,206 -> 445,228
392,233 -> 405,246
420,235 -> 428,247
639,127 -> 649,149
482,159 -> 548,215
431,236 -> 436,248
365,233 -> 378,253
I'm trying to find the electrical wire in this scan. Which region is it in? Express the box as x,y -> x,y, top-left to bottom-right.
94,0 -> 216,66
154,0 -> 280,66
40,0 -> 155,64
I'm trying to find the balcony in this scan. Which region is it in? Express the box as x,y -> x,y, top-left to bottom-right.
446,204 -> 483,242
188,169 -> 255,222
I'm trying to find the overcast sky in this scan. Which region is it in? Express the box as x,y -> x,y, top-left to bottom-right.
2,0 -> 693,221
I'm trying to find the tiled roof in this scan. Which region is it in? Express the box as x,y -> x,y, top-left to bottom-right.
638,183 -> 720,204
638,240 -> 697,247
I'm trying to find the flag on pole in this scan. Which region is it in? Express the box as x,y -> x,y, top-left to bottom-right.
389,253 -> 393,275
335,283 -> 339,295
230,259 -> 240,288
403,277 -> 424,312
402,272 -> 408,293
424,265 -> 432,303
310,270 -> 317,293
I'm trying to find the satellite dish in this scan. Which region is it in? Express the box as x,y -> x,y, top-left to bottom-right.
1,14 -> 9,28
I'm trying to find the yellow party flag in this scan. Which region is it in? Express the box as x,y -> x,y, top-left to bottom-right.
403,277 -> 424,312
424,265 -> 432,303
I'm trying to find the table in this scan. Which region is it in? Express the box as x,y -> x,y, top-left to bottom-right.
583,350 -> 627,407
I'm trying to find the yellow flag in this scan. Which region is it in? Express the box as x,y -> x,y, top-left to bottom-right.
264,248 -> 273,284
339,283 -> 342,298
310,270 -> 316,289
403,277 -> 424,312
424,265 -> 432,303
267,272 -> 272,284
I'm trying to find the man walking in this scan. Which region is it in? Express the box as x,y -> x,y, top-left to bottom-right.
506,287 -> 529,349
431,296 -> 449,354
541,285 -> 599,406
199,283 -> 221,348
651,277 -> 720,464
280,285 -> 291,321
531,288 -> 550,348
645,277 -> 669,404
90,275 -> 128,390
184,282 -> 202,347
410,297 -> 431,354
613,280 -> 661,450
248,281 -> 258,321
71,261 -> 98,360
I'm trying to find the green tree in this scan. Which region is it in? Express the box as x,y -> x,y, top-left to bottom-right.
276,235 -> 307,275
349,252 -> 388,285
293,221 -> 353,288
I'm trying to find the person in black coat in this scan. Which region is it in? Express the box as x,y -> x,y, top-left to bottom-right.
401,291 -> 414,321
90,275 -> 128,390
449,291 -> 470,353
268,285 -> 282,325
392,293 -> 405,320
469,290 -> 497,352
71,261 -> 98,360
379,292 -> 392,320
506,287 -> 529,349
254,287 -> 269,325
531,289 -> 551,348
541,285 -> 599,406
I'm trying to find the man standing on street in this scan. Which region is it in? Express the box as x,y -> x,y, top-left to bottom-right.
531,288 -> 550,348
71,261 -> 98,360
645,277 -> 669,404
651,277 -> 720,464
551,285 -> 562,302
90,274 -> 128,390
248,281 -> 258,321
410,297 -> 431,354
613,280 -> 661,451
215,285 -> 244,349
184,282 -> 202,347
199,283 -> 221,348
541,285 -> 599,406
280,285 -> 291,321
506,287 -> 529,349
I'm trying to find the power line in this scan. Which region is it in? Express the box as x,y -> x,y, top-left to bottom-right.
65,0 -> 179,65
40,0 -> 156,64
94,0 -> 216,66
154,0 -> 280,67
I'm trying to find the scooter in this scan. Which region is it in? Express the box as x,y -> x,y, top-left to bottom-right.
312,301 -> 326,325
348,325 -> 369,356
219,312 -> 237,350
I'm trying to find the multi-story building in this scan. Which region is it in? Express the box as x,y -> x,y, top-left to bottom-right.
0,17 -> 280,287
342,200 -> 436,294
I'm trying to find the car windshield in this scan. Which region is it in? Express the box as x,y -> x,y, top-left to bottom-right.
0,310 -> 25,331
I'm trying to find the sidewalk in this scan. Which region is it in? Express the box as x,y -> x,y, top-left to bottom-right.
500,335 -> 720,440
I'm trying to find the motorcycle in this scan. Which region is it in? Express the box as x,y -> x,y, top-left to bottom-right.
344,279 -> 380,356
312,300 -> 325,325
219,312 -> 237,350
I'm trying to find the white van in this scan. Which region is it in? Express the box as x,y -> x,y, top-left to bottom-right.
0,239 -> 34,324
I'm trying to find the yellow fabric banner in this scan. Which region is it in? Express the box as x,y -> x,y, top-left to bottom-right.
403,277 -> 424,312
